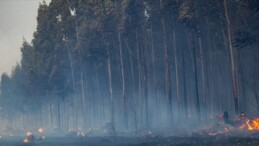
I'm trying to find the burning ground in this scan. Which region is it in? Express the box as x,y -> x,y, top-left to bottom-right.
1,117 -> 259,146
1,135 -> 259,146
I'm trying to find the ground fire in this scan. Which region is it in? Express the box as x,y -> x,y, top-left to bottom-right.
23,131 -> 36,143
38,128 -> 44,133
189,111 -> 259,139
244,118 -> 259,131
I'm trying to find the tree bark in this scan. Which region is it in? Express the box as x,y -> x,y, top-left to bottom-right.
173,31 -> 180,119
162,19 -> 173,125
107,42 -> 115,136
190,32 -> 201,121
224,0 -> 239,114
198,37 -> 206,117
117,32 -> 128,128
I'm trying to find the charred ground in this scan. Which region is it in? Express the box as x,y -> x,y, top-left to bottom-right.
1,135 -> 259,146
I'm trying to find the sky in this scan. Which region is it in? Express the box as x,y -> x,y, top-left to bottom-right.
0,0 -> 50,77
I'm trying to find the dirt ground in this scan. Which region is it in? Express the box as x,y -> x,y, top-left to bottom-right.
1,135 -> 259,146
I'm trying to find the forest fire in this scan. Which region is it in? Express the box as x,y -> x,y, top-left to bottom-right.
0,0 -> 258,145
26,131 -> 33,136
23,131 -> 35,143
239,123 -> 246,129
23,138 -> 29,143
200,112 -> 259,138
245,118 -> 259,131
38,128 -> 44,133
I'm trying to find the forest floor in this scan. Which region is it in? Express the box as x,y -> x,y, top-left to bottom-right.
1,135 -> 259,146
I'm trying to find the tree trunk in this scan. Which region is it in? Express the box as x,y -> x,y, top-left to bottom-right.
94,62 -> 101,125
142,29 -> 149,129
162,19 -> 173,125
172,30 -> 180,120
224,0 -> 239,114
198,37 -> 206,117
150,26 -> 160,126
117,31 -> 127,129
80,72 -> 86,128
136,32 -> 143,127
124,39 -> 138,133
57,96 -> 61,129
107,42 -> 115,136
190,33 -> 201,121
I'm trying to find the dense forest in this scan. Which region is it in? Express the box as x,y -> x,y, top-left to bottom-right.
0,0 -> 258,133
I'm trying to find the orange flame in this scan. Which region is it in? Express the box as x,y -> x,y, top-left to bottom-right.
38,128 -> 44,133
23,138 -> 30,143
239,122 -> 246,129
246,118 -> 259,131
26,131 -> 33,136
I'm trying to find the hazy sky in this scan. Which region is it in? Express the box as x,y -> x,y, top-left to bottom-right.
0,0 -> 50,77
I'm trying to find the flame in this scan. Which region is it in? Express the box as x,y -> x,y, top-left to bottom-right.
246,120 -> 253,130
239,122 -> 246,129
251,118 -> 259,130
38,128 -> 44,133
26,131 -> 33,136
246,118 -> 259,131
224,128 -> 229,132
23,138 -> 30,143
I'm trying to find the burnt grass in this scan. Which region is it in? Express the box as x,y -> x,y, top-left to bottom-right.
1,136 -> 259,146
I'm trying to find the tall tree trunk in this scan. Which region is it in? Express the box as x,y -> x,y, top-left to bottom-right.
66,43 -> 77,127
117,32 -> 127,129
182,43 -> 188,119
150,26 -> 160,126
142,29 -> 149,129
198,37 -> 206,117
224,0 -> 239,114
190,33 -> 201,121
253,51 -> 259,112
136,32 -> 143,126
57,96 -> 61,129
172,30 -> 180,120
94,62 -> 101,125
107,42 -> 115,136
205,17 -> 213,115
124,39 -> 138,133
67,43 -> 75,94
162,19 -> 173,125
81,72 -> 86,128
